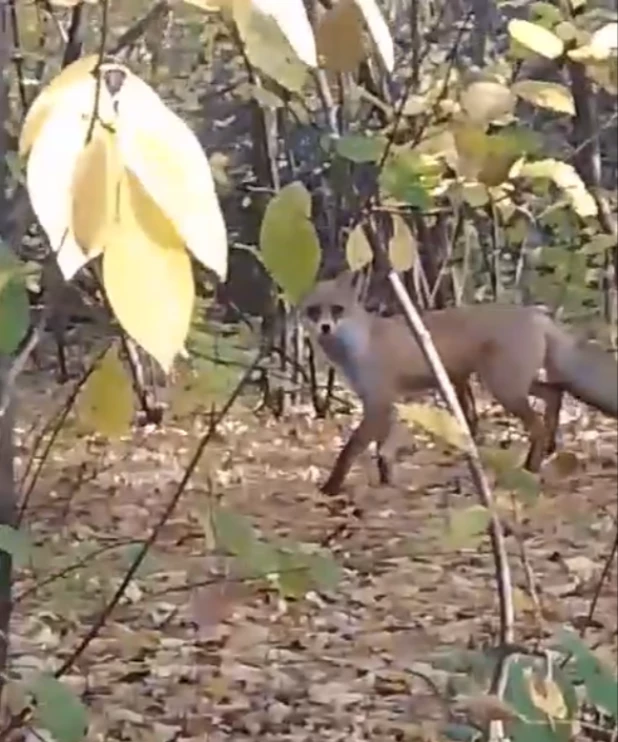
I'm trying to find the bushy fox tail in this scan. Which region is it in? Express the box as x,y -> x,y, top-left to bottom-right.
546,323 -> 618,418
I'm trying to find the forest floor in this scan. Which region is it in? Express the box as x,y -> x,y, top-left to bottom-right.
10,357 -> 618,742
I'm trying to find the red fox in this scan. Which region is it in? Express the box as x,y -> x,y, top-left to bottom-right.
300,272 -> 618,495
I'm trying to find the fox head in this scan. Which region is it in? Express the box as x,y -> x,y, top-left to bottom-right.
298,271 -> 372,374
298,271 -> 363,337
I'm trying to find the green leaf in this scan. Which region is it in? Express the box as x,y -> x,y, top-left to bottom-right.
335,134 -> 385,163
584,233 -> 617,255
444,505 -> 492,550
274,549 -> 314,599
553,629 -> 618,716
30,674 -> 88,742
211,507 -> 259,557
0,244 -> 29,354
481,448 -> 541,505
305,549 -> 341,591
379,151 -> 439,208
0,525 -> 36,568
259,181 -> 321,305
442,722 -> 483,741
75,345 -> 134,438
530,2 -> 564,27
504,656 -> 578,742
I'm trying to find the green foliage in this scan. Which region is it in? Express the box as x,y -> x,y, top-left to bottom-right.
30,674 -> 88,742
0,525 -> 37,568
0,244 -> 29,354
503,656 -> 578,742
481,448 -> 541,505
554,630 -> 618,717
210,506 -> 341,599
259,181 -> 321,305
379,150 -> 439,208
334,133 -> 386,163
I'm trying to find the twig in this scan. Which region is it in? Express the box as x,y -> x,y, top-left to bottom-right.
580,525 -> 618,639
52,352 -> 261,677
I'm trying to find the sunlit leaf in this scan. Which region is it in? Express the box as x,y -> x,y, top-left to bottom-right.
512,80 -> 575,116
102,171 -> 194,372
115,68 -> 227,281
508,19 -> 564,59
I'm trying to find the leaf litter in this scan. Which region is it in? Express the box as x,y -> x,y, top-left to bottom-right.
9,371 -> 618,740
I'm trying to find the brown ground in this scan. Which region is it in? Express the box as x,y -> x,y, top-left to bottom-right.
9,363 -> 618,741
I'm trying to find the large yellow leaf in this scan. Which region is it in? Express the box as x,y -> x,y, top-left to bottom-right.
508,19 -> 564,60
512,79 -> 575,115
316,0 -> 366,74
26,80 -> 113,279
114,68 -> 227,281
259,181 -> 321,304
76,344 -> 134,438
103,171 -> 194,372
71,123 -> 122,259
19,54 -> 100,158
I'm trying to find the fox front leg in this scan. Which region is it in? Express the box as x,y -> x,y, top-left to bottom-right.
320,405 -> 393,495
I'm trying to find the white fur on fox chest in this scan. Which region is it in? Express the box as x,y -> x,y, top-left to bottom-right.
317,319 -> 375,405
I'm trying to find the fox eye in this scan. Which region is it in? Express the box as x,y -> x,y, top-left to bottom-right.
305,304 -> 321,323
331,304 -> 344,320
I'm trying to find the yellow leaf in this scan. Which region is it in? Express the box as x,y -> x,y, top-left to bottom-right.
388,214 -> 416,272
525,668 -> 568,720
569,23 -> 618,62
396,402 -> 470,452
345,222 -> 372,271
352,0 -> 394,72
316,0 -> 366,74
71,123 -> 122,258
237,0 -> 317,68
114,68 -> 228,281
231,0 -> 313,89
461,181 -> 490,208
512,158 -> 597,218
103,171 -> 194,372
182,0 -> 230,9
19,54 -> 100,158
76,345 -> 134,438
460,80 -> 516,126
25,75 -> 116,279
512,79 -> 575,116
508,19 -> 564,60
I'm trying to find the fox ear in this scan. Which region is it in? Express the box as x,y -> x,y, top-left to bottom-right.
333,270 -> 358,291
